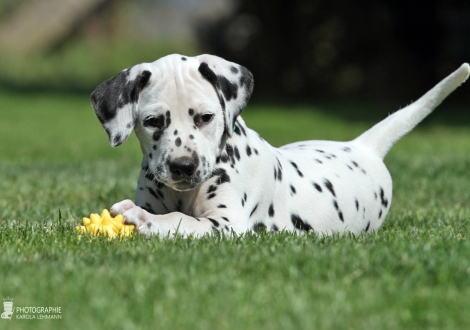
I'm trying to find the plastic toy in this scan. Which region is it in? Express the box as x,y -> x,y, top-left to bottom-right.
76,209 -> 134,239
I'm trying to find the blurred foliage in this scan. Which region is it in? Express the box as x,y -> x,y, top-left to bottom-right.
197,0 -> 470,104
0,0 -> 468,106
0,0 -> 27,18
0,39 -> 199,94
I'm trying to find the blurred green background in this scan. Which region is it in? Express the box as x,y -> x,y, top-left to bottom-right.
0,0 -> 469,102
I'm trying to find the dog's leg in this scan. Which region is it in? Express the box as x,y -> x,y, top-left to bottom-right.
110,201 -> 233,238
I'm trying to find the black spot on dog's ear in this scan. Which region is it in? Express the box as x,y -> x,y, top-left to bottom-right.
239,66 -> 253,94
91,69 -> 152,124
198,62 -> 225,109
218,75 -> 238,101
230,65 -> 239,74
236,121 -> 247,136
113,134 -> 122,146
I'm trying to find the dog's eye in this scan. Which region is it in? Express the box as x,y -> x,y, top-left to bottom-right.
195,113 -> 214,127
143,116 -> 164,129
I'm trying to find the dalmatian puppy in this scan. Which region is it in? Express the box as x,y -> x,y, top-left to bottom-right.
91,54 -> 469,237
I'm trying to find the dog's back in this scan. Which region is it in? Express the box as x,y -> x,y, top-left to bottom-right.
271,64 -> 469,234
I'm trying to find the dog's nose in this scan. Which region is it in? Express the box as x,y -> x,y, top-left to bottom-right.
169,157 -> 197,177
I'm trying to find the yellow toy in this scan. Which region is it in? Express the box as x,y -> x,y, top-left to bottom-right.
76,209 -> 134,239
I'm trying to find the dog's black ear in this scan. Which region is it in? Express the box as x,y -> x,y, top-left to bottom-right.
91,64 -> 152,147
197,55 -> 254,137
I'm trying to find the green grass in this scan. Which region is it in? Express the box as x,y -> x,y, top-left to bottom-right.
0,91 -> 470,329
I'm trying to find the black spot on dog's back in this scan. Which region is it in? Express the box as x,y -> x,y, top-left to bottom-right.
324,179 -> 336,197
312,182 -> 322,192
268,204 -> 275,217
291,214 -> 313,232
253,222 -> 266,233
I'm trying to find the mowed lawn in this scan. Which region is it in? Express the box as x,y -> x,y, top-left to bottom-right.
0,90 -> 470,330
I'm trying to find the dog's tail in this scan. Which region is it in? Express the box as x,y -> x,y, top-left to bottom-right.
354,63 -> 470,159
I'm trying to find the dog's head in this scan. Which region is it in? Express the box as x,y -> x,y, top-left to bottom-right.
91,54 -> 254,191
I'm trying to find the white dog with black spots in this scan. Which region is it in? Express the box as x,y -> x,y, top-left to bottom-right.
91,54 -> 469,237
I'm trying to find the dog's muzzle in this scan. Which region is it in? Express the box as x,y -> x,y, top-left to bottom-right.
169,156 -> 197,178
165,156 -> 201,191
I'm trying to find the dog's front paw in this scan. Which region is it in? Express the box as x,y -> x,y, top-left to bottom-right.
110,199 -> 136,217
121,205 -> 160,237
